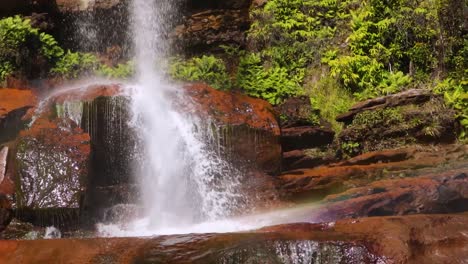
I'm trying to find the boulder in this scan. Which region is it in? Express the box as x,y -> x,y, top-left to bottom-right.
185,83 -> 281,175
0,89 -> 38,144
14,116 -> 90,210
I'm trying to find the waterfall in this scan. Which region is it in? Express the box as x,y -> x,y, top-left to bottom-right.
112,0 -> 245,233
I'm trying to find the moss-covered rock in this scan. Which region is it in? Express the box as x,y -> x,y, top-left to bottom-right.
337,91 -> 458,157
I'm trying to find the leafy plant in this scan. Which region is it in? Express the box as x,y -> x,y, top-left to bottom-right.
51,51 -> 100,78
169,55 -> 231,90
352,108 -> 404,127
0,16 -> 65,82
434,78 -> 468,139
341,141 -> 360,157
236,53 -> 302,105
307,75 -> 355,132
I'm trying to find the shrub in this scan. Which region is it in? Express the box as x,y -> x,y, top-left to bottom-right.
236,53 -> 302,105
307,75 -> 355,132
51,51 -> 100,78
0,16 -> 64,82
352,108 -> 404,127
169,55 -> 231,90
434,78 -> 468,139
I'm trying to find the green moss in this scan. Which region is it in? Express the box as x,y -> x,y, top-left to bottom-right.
352,108 -> 404,127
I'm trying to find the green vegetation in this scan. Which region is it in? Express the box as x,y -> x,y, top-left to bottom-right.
51,51 -> 134,79
352,108 -> 404,127
434,78 -> 468,139
0,16 -> 63,82
0,16 -> 133,83
0,2 -> 466,137
341,141 -> 360,157
235,0 -> 465,135
169,55 -> 231,90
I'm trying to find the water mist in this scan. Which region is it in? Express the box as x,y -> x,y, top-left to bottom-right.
102,0 -> 246,235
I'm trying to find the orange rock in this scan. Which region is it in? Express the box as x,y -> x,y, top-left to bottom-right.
0,214 -> 466,263
278,145 -> 467,200
185,83 -> 282,175
0,89 -> 37,119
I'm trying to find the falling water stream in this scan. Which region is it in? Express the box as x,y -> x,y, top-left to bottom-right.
97,0 -> 250,235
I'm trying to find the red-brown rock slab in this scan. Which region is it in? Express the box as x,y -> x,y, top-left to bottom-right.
315,168 -> 468,222
278,145 -> 467,200
0,89 -> 37,120
184,83 -> 282,175
184,83 -> 279,134
51,84 -> 124,104
0,214 -> 466,263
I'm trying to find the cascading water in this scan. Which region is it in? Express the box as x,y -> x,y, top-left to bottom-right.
102,0 -> 246,234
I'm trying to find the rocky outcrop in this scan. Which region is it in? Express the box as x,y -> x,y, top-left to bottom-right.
316,168 -> 468,222
173,9 -> 250,54
185,83 -> 281,175
336,91 -> 458,156
0,214 -> 466,263
278,144 -> 468,200
275,96 -> 335,170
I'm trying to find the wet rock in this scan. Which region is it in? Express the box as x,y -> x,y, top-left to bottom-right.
282,149 -> 336,171
185,83 -> 281,175
317,168 -> 468,221
278,144 -> 468,201
14,116 -> 90,209
172,9 -> 250,53
337,89 -> 433,124
0,214 -> 466,263
0,89 -> 38,144
281,126 -> 335,152
49,84 -> 137,223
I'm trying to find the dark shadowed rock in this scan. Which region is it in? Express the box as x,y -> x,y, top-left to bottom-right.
281,126 -> 335,152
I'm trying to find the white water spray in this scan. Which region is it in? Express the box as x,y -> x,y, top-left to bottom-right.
114,0 -> 246,233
